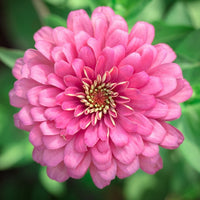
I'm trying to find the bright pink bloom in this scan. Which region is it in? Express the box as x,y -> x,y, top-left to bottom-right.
9,7 -> 192,188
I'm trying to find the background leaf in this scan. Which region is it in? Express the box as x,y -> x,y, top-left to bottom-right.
0,47 -> 24,68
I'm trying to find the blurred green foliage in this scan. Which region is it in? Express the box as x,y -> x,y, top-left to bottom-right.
0,0 -> 200,199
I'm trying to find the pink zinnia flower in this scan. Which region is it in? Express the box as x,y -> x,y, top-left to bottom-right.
9,7 -> 192,188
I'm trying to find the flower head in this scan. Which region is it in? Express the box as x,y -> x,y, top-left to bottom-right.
9,7 -> 192,188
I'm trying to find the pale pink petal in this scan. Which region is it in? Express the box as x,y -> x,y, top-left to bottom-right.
30,107 -> 46,121
160,122 -> 184,149
47,73 -> 66,90
34,26 -> 53,42
67,153 -> 91,178
90,164 -> 111,189
43,148 -> 64,167
67,9 -> 93,35
140,154 -> 163,174
84,125 -> 99,147
40,121 -> 60,136
129,21 -> 155,44
12,58 -> 24,79
142,142 -> 159,157
110,123 -> 129,147
42,135 -> 67,149
39,88 -> 61,107
51,46 -> 66,62
64,138 -> 85,168
29,126 -> 43,147
9,89 -> 27,107
106,29 -> 128,47
18,105 -> 34,126
52,27 -> 74,45
74,132 -> 87,152
118,115 -> 137,133
32,146 -> 45,166
54,60 -> 74,77
117,156 -> 140,179
97,121 -> 109,141
143,119 -> 166,144
47,162 -> 69,182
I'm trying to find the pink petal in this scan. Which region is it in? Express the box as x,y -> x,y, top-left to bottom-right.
32,146 -> 45,165
40,121 -> 60,136
52,46 -> 66,62
161,99 -> 181,120
67,153 -> 91,179
47,162 -> 69,182
87,37 -> 101,59
149,63 -> 183,79
117,156 -> 139,179
39,87 -> 61,107
18,105 -> 33,126
98,159 -> 117,181
140,76 -> 162,94
54,60 -> 74,77
143,119 -> 166,144
97,121 -> 109,141
142,142 -> 159,157
66,117 -> 81,135
110,123 -> 129,147
118,115 -> 137,133
127,37 -> 144,54
63,43 -> 77,64
79,46 -> 96,68
169,80 -> 193,103
64,138 -> 85,168
74,105 -> 85,117
92,7 -> 115,23
111,136 -> 136,164
47,73 -> 66,90
129,71 -> 149,88
35,40 -> 54,61
67,9 -> 93,35
140,154 -> 163,174
30,107 -> 46,121
113,45 -> 126,66
43,148 -> 64,167
30,64 -> 53,84
42,135 -> 67,149
14,78 -> 38,99
9,89 -> 27,107
90,165 -> 111,189
135,44 -> 156,72
160,122 -> 184,149
12,58 -> 24,79
29,126 -> 43,146
119,52 -> 140,68
118,65 -> 134,81
144,99 -> 168,119
74,132 -> 87,152
102,47 -> 115,71
62,100 -> 79,111
79,115 -> 91,129
84,125 -> 99,147
27,86 -> 47,106
126,89 -> 156,110
55,111 -> 74,129
64,75 -> 81,87
71,58 -> 84,78
129,21 -> 155,44
44,107 -> 63,120
127,113 -> 153,136
52,27 -> 74,45
33,26 -> 53,42
74,31 -> 90,51
152,43 -> 176,67
157,76 -> 177,96
106,29 -> 128,47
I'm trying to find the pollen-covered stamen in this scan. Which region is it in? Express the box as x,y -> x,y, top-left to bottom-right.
78,74 -> 119,121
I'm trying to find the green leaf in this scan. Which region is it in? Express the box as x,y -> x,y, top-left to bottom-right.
124,171 -> 157,200
177,104 -> 200,173
39,167 -> 66,196
165,1 -> 192,26
176,30 -> 200,62
0,47 -> 24,68
152,22 -> 194,48
186,0 -> 200,29
44,14 -> 66,28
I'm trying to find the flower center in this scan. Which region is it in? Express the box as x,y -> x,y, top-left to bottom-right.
80,74 -> 118,116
